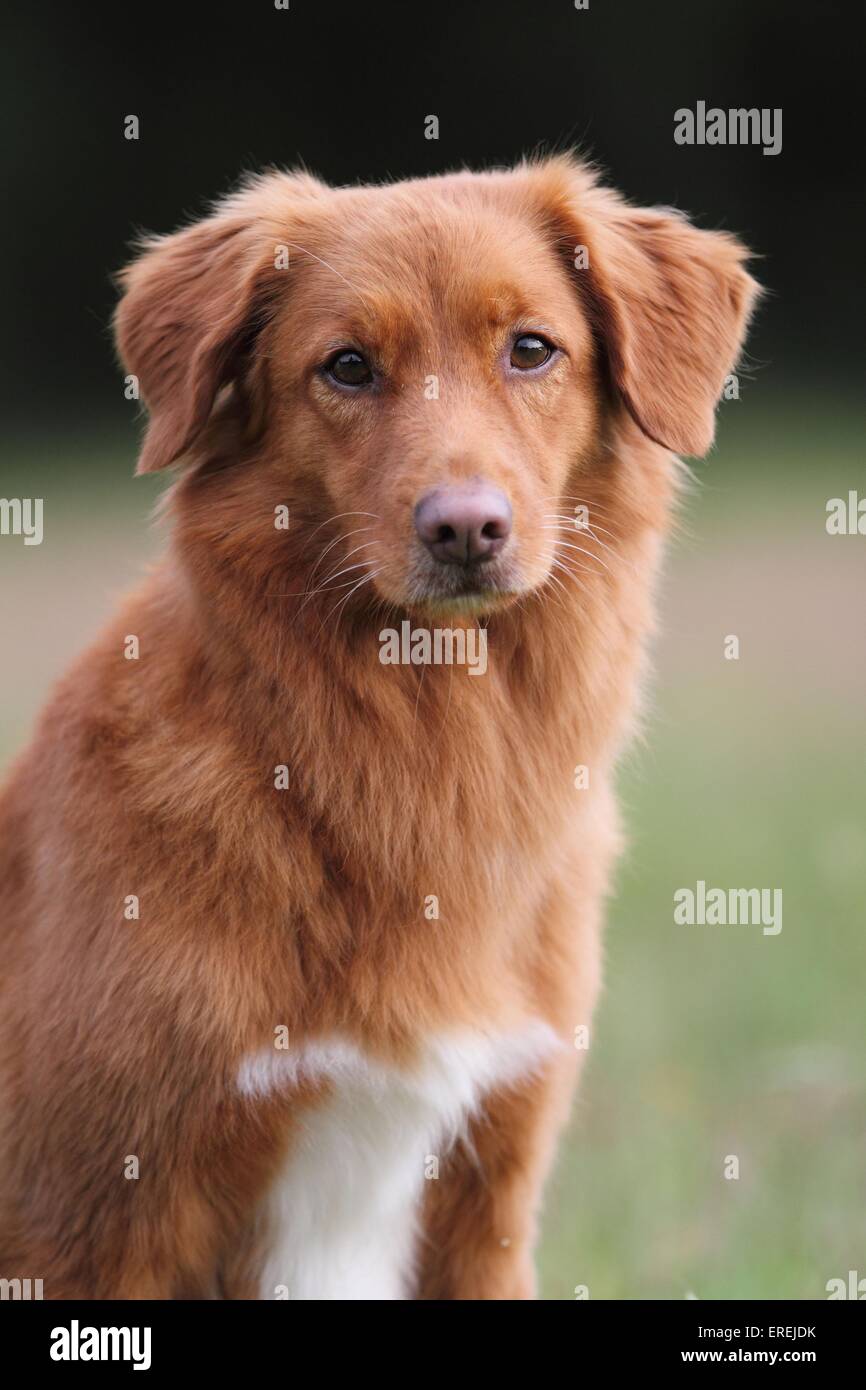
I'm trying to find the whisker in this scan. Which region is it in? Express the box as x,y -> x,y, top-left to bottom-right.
311,540 -> 381,595
267,568 -> 375,599
412,659 -> 427,733
298,559 -> 380,613
317,568 -> 382,636
300,511 -> 381,554
307,525 -> 378,582
542,519 -> 620,551
547,546 -> 601,576
545,536 -> 614,575
541,511 -> 620,542
544,567 -> 572,602
550,556 -> 591,598
540,519 -> 630,571
542,492 -> 617,513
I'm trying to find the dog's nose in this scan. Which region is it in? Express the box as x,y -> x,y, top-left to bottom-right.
414,484 -> 513,565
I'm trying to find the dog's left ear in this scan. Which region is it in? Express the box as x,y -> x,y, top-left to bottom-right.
530,158 -> 762,457
115,172 -> 326,474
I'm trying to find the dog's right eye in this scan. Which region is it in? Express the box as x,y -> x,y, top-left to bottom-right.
325,350 -> 374,388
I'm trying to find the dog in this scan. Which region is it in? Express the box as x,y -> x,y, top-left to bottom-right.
0,156 -> 758,1299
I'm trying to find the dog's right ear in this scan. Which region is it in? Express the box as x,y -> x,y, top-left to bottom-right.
115,172 -> 325,474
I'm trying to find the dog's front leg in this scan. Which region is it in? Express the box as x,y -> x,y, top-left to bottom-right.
416,853 -> 608,1301
416,1049 -> 579,1300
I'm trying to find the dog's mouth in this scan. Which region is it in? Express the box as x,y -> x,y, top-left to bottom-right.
402,556 -> 526,617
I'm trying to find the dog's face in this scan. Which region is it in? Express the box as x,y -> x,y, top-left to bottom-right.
116,158 -> 759,621
262,186 -> 600,614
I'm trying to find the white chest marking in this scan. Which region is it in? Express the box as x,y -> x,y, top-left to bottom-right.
237,1021 -> 561,1300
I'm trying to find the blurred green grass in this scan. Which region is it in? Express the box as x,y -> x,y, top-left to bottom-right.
1,395 -> 864,1299
540,718 -> 865,1299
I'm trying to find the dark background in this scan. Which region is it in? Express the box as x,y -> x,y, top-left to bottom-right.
1,0 -> 863,434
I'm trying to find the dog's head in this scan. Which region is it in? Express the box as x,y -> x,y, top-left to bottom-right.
116,157 -> 759,620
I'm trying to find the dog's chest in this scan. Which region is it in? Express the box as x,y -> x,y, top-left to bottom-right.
237,1022 -> 559,1300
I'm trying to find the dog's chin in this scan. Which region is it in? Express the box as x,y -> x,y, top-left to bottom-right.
410,587 -> 522,619
401,567 -> 528,620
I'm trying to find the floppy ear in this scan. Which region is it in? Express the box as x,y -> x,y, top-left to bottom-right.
115,172 -> 325,474
531,158 -> 761,457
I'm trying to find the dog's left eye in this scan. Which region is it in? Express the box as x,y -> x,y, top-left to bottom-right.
325,349 -> 374,387
510,334 -> 554,370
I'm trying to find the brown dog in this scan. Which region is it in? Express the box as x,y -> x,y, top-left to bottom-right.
0,156 -> 758,1299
